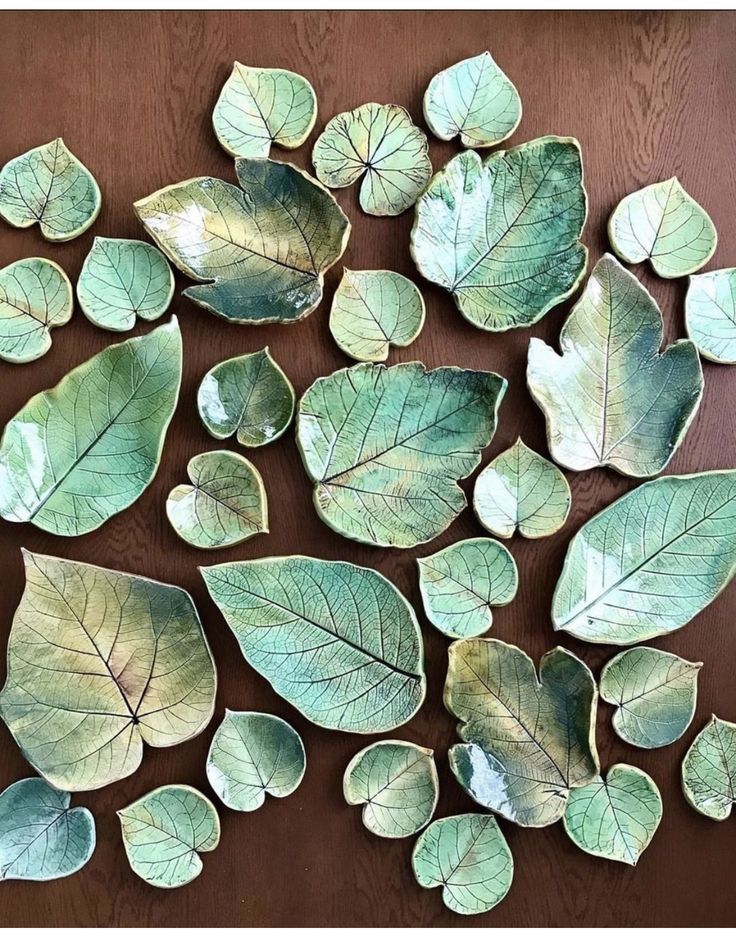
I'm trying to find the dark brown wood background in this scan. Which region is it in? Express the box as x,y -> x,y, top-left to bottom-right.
0,10 -> 735,928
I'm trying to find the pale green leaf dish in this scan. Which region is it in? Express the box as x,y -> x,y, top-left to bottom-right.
473,438 -> 571,539
166,450 -> 268,549
417,537 -> 518,639
685,268 -> 736,364
410,136 -> 587,331
206,710 -> 306,812
77,237 -> 174,331
0,778 -> 95,882
135,159 -> 350,324
681,715 -> 736,820
0,318 -> 181,536
528,254 -> 703,477
212,62 -> 317,159
608,177 -> 717,278
0,257 -> 73,363
118,785 -> 220,889
423,51 -> 522,148
600,647 -> 701,749
296,361 -> 506,548
412,813 -> 513,916
446,639 -> 599,827
343,740 -> 438,839
552,470 -> 736,645
329,268 -> 425,362
0,138 -> 101,241
197,347 -> 295,447
201,556 -> 426,733
0,551 -> 216,791
312,102 -> 431,216
563,764 -> 663,866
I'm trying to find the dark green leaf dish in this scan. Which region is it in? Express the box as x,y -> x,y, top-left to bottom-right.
686,268 -> 736,364
0,257 -> 73,363
681,716 -> 736,820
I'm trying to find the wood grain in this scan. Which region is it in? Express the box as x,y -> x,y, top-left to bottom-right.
1,10 -> 735,928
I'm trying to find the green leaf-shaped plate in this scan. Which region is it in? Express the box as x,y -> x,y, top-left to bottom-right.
0,778 -> 95,882
423,51 -> 522,148
412,814 -> 513,916
600,647 -> 701,749
0,318 -> 181,536
213,62 -> 317,159
118,785 -> 220,889
167,450 -> 268,549
417,538 -> 518,639
686,268 -> 736,364
329,268 -> 425,362
135,159 -> 350,324
0,138 -> 101,241
473,437 -> 571,539
312,103 -> 431,216
0,551 -> 216,791
446,639 -> 599,827
206,710 -> 305,812
411,137 -> 587,331
564,764 -> 662,865
197,347 -> 295,447
0,257 -> 72,363
528,254 -> 703,477
77,237 -> 174,331
296,361 -> 506,548
552,470 -> 736,644
201,556 -> 426,733
343,740 -> 438,839
682,715 -> 736,820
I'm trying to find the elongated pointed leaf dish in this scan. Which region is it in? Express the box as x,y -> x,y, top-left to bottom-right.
0,257 -> 73,363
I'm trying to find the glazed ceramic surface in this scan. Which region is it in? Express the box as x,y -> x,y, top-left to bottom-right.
201,556 -> 426,734
206,710 -> 306,812
600,647 -> 701,749
77,237 -> 174,331
685,268 -> 736,364
312,103 -> 431,216
423,51 -> 521,148
329,268 -> 425,362
681,716 -> 736,820
343,740 -> 438,839
135,159 -> 350,324
417,537 -> 518,639
552,470 -> 736,644
197,347 -> 295,447
0,138 -> 101,241
0,318 -> 181,536
608,177 -> 717,278
411,137 -> 587,331
0,778 -> 95,882
473,438 -> 571,539
118,785 -> 220,889
0,257 -> 72,363
166,450 -> 268,549
296,361 -> 506,548
528,254 -> 703,477
446,639 -> 599,827
213,62 -> 317,159
411,814 -> 513,916
0,551 -> 216,792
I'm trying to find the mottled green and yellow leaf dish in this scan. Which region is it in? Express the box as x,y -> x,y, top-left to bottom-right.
681,716 -> 736,820
0,257 -> 72,363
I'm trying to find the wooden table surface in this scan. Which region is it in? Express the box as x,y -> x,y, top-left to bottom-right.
1,10 -> 735,928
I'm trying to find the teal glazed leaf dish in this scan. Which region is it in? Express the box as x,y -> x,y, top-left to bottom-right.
0,257 -> 73,363
686,268 -> 736,364
296,361 -> 506,548
135,159 -> 350,324
0,551 -> 216,791
0,138 -> 101,241
411,137 -> 587,331
552,470 -> 736,644
681,715 -> 736,820
202,556 -> 426,734
528,254 -> 703,477
0,778 -> 95,882
213,62 -> 317,159
0,318 -> 182,536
